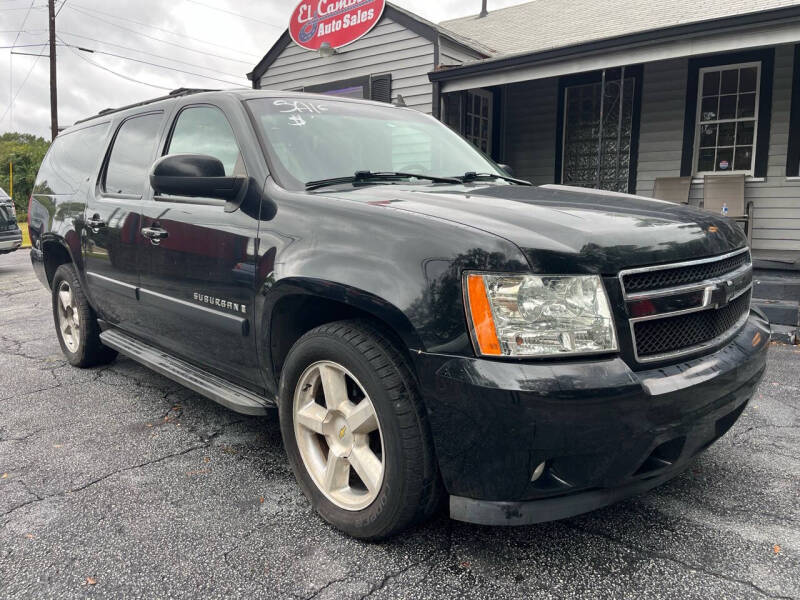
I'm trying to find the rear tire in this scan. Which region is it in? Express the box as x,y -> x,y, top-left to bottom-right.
278,320 -> 442,540
51,263 -> 117,368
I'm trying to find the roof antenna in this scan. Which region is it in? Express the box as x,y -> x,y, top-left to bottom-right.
479,0 -> 488,17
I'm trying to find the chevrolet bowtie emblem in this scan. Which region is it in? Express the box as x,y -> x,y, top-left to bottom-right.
706,279 -> 736,308
338,426 -> 347,440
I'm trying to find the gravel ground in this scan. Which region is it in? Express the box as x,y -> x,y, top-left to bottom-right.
1,249 -> 798,600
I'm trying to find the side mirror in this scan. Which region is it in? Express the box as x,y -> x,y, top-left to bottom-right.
498,163 -> 515,177
150,154 -> 247,205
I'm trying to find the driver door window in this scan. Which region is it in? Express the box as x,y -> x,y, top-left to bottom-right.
166,105 -> 245,176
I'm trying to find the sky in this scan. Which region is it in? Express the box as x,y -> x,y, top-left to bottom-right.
0,0 -> 526,139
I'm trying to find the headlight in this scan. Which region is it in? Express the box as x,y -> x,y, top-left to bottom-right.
464,273 -> 618,357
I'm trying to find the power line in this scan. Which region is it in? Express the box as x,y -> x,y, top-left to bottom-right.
1,42 -> 49,47
9,0 -> 34,48
8,1 -> 35,129
0,0 -> 63,7
56,34 -> 244,87
0,42 -> 47,125
9,49 -> 49,55
7,30 -> 247,78
66,3 -> 259,62
57,30 -> 243,78
60,40 -> 172,91
182,0 -> 283,29
78,48 -> 244,87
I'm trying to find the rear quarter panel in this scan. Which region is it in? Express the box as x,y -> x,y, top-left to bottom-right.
29,121 -> 114,293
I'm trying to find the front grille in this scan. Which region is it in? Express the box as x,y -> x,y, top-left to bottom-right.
633,291 -> 751,359
622,250 -> 750,293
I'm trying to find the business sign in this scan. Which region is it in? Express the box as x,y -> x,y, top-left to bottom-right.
289,0 -> 385,51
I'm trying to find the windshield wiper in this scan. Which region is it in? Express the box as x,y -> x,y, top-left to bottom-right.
459,172 -> 532,186
305,171 -> 462,191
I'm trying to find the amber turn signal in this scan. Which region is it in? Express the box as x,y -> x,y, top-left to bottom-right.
466,274 -> 502,356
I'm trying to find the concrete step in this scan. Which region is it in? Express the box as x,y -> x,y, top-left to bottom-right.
771,324 -> 798,345
753,298 -> 800,327
753,271 -> 800,303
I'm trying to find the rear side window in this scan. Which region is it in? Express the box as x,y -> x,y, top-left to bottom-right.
34,122 -> 109,195
166,106 -> 244,176
104,112 -> 163,196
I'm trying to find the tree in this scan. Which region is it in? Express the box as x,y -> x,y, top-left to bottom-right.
0,132 -> 51,221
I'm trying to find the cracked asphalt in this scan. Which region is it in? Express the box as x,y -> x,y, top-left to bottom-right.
1,249 -> 799,600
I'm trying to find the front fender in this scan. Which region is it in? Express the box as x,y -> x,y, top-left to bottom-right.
254,182 -> 531,371
265,275 -> 425,352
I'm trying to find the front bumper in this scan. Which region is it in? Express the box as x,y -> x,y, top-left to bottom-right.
0,229 -> 22,254
414,311 -> 770,526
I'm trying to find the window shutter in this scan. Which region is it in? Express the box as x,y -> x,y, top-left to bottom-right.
370,74 -> 392,103
787,45 -> 800,177
442,93 -> 463,132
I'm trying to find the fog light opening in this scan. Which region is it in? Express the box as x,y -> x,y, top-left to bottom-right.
530,461 -> 546,482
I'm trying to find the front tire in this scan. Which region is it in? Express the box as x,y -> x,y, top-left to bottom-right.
278,320 -> 441,540
51,263 -> 117,368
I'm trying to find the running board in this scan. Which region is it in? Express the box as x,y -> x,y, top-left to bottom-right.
99,328 -> 274,416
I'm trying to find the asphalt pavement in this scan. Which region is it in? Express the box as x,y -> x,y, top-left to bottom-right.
1,249 -> 798,599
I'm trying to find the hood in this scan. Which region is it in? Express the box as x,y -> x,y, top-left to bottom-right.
323,183 -> 747,274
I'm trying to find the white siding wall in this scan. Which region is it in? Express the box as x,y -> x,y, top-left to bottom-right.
258,17 -> 434,113
635,58 -> 689,197
503,77 -> 559,184
637,46 -> 800,251
438,37 -> 485,66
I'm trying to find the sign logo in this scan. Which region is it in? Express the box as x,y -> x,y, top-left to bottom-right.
289,0 -> 385,51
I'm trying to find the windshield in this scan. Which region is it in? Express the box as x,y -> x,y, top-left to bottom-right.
248,97 -> 504,190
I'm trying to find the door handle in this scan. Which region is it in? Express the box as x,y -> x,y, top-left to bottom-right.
141,226 -> 169,245
87,215 -> 105,231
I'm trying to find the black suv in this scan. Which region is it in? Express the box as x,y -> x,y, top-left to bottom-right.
0,187 -> 22,255
29,89 -> 769,539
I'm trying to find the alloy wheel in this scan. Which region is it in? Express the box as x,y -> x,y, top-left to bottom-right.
56,281 -> 80,353
293,361 -> 385,511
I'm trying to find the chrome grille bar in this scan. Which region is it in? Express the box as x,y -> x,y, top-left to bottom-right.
619,247 -> 753,363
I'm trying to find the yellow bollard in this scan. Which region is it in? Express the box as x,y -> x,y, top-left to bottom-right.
20,223 -> 31,248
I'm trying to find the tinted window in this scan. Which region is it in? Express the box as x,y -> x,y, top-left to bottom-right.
166,106 -> 244,176
104,113 -> 163,196
34,122 -> 109,195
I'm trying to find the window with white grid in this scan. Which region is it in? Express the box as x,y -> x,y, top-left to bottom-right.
694,62 -> 760,175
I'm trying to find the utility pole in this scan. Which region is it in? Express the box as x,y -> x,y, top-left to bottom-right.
48,0 -> 58,140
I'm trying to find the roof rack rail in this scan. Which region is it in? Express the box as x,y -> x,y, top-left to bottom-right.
74,88 -> 219,125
